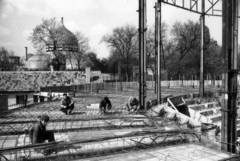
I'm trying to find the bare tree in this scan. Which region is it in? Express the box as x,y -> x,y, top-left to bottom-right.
29,18 -> 58,51
28,18 -> 66,70
146,22 -> 168,77
164,20 -> 215,79
167,20 -> 202,77
66,32 -> 90,70
101,24 -> 138,81
0,47 -> 18,71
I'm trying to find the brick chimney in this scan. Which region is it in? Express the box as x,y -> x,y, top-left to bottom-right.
25,47 -> 28,61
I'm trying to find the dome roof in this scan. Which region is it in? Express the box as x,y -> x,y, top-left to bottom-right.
48,18 -> 78,48
25,54 -> 51,70
46,18 -> 78,52
57,25 -> 78,47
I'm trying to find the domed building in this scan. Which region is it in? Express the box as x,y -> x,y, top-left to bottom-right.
46,18 -> 79,53
21,53 -> 34,64
24,54 -> 51,70
24,18 -> 79,71
57,19 -> 79,52
46,17 -> 79,70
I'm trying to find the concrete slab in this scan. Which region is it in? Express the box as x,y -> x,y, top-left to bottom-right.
83,143 -> 233,161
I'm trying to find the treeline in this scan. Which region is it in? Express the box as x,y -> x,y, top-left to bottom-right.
101,20 -> 223,80
0,47 -> 20,71
2,18 -> 240,80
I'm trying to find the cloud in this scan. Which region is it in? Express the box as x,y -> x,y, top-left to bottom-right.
100,0 -> 138,15
89,24 -> 109,58
89,24 -> 108,47
90,24 -> 108,37
22,30 -> 31,38
44,0 -> 99,15
6,0 -> 50,17
64,21 -> 81,33
0,26 -> 10,35
0,13 -> 7,19
0,1 -> 13,19
93,44 -> 109,59
0,41 -> 14,47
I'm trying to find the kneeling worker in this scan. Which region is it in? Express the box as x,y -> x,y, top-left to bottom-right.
60,93 -> 75,115
99,96 -> 112,113
29,114 -> 55,144
126,97 -> 140,113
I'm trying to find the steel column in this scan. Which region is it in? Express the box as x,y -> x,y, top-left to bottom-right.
139,0 -> 147,110
157,0 -> 162,103
221,0 -> 238,153
154,3 -> 159,94
199,0 -> 205,98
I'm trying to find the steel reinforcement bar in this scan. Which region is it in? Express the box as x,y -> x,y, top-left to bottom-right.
0,129 -> 200,161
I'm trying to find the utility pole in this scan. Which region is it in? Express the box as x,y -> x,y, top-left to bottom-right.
221,0 -> 238,153
199,0 -> 205,98
138,0 -> 147,110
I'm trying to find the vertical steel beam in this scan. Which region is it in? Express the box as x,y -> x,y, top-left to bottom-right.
143,0 -> 147,110
221,0 -> 238,153
139,0 -> 142,108
157,0 -> 162,103
139,0 -> 147,110
221,0 -> 228,152
233,1 -> 238,68
154,3 -> 159,94
199,0 -> 205,98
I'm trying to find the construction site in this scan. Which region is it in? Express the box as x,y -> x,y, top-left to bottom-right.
0,0 -> 239,160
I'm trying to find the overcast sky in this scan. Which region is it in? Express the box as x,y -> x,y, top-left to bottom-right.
0,0 -> 236,59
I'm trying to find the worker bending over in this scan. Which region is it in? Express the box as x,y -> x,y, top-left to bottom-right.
99,96 -> 112,113
126,97 -> 140,113
60,93 -> 75,115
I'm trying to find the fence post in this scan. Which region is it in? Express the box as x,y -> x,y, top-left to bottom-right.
170,77 -> 172,88
152,75 -> 154,88
192,75 -> 194,88
91,82 -> 92,94
182,75 -> 184,86
178,75 -> 180,86
73,87 -> 76,97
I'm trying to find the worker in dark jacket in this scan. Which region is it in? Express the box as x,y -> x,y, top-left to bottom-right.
29,115 -> 55,144
99,96 -> 112,113
60,93 -> 75,115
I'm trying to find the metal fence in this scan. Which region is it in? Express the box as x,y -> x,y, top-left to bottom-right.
40,80 -> 224,93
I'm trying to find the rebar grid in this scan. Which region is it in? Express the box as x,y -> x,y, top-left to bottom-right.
0,90 -> 236,161
0,129 -> 200,161
0,118 -> 151,136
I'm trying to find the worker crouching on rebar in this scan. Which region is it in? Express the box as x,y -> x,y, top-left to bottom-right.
60,93 -> 75,115
99,96 -> 112,114
126,97 -> 140,113
29,115 -> 55,144
29,115 -> 56,155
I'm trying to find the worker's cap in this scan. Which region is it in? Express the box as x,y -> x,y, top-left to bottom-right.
40,114 -> 50,122
63,93 -> 67,96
